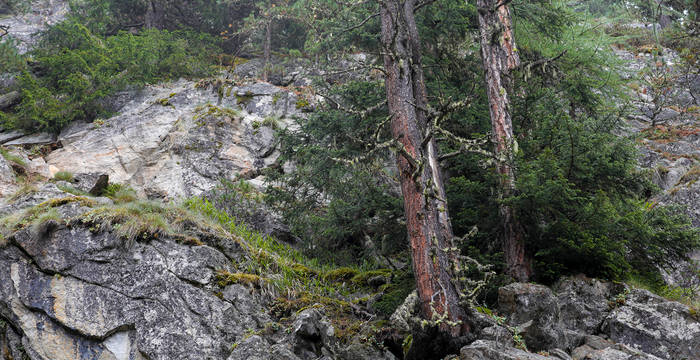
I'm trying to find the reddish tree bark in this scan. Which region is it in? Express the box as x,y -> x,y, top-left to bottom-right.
477,0 -> 532,281
380,0 -> 469,336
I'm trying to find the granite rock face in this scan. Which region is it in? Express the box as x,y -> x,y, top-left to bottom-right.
43,79 -> 301,200
498,283 -> 569,351
486,279 -> 700,360
459,340 -> 551,360
0,155 -> 17,198
554,276 -> 627,336
0,213 -> 255,360
571,335 -> 664,360
0,0 -> 69,54
602,289 -> 700,360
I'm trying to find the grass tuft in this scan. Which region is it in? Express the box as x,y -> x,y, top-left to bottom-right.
0,196 -> 96,238
102,183 -> 138,203
0,147 -> 26,167
627,275 -> 700,312
53,171 -> 74,182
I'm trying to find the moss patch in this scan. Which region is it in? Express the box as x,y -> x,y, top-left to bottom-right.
323,267 -> 359,282
216,270 -> 269,287
235,91 -> 255,106
193,104 -> 241,121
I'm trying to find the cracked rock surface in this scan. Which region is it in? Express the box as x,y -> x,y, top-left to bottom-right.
43,79 -> 300,199
0,204 -> 267,360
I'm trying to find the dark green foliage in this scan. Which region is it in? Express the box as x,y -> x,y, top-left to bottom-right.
443,1 -> 698,283
68,0 -> 257,50
373,270 -> 414,316
1,21 -> 219,132
268,0 -> 698,285
0,36 -> 26,74
293,0 -> 380,56
204,179 -> 274,238
264,80 -> 405,263
509,150 -> 697,281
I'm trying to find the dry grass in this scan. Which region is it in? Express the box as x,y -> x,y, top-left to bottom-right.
642,125 -> 700,143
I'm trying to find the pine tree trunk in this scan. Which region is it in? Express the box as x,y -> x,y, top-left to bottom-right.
263,19 -> 272,82
380,0 -> 469,336
144,1 -> 157,29
476,0 -> 532,282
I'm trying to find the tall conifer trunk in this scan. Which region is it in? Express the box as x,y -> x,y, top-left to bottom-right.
380,0 -> 468,336
263,19 -> 272,82
477,0 -> 532,281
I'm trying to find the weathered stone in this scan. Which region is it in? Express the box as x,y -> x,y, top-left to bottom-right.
26,157 -> 51,178
480,325 -> 515,348
571,335 -> 663,360
0,182 -> 71,216
499,283 -> 569,351
0,130 -> 24,144
602,289 -> 700,360
70,172 -> 109,196
0,154 -> 17,198
459,340 -> 550,360
554,275 -> 627,335
45,79 -> 301,199
660,180 -> 700,226
338,343 -> 398,360
292,308 -> 335,358
0,0 -> 69,54
550,348 -> 573,360
0,91 -> 19,109
4,133 -> 57,146
0,324 -> 26,360
10,297 -> 118,360
227,335 -> 295,360
0,220 -> 263,360
0,74 -> 17,90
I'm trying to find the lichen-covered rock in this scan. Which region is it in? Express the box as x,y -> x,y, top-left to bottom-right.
0,182 -> 71,216
227,335 -> 301,360
338,343 -> 398,360
0,0 -> 69,54
0,155 -> 17,198
389,290 -> 419,332
0,215 -> 267,360
498,283 -> 569,351
571,335 -> 663,360
601,289 -> 700,360
292,308 -> 336,359
459,340 -> 550,360
554,276 -> 627,335
0,91 -> 20,110
45,79 -> 301,199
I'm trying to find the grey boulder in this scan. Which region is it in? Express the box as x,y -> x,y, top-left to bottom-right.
459,340 -> 550,360
602,289 -> 700,360
499,283 -> 569,351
